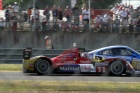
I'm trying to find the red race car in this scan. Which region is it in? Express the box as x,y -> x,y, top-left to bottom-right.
23,47 -> 137,76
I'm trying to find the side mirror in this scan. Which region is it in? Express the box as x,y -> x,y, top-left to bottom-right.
132,53 -> 137,57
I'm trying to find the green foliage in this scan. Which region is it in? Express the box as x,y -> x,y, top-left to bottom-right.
90,0 -> 122,9
3,0 -> 14,8
3,0 -> 122,9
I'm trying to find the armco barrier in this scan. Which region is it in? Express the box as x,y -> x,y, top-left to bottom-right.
0,48 -> 91,64
0,48 -> 64,64
0,47 -> 140,64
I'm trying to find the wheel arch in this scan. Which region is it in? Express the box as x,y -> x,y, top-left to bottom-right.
108,58 -> 126,66
108,58 -> 127,74
34,57 -> 53,72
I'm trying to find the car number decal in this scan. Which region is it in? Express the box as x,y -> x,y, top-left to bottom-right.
96,66 -> 106,72
132,61 -> 140,70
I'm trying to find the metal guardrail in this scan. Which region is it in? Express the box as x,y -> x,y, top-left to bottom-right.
0,49 -> 61,64
1,48 -> 140,64
0,48 -> 92,64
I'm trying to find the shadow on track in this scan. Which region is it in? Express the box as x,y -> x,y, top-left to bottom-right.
25,73 -> 140,77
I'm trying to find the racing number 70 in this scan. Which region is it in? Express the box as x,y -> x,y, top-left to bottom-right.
96,66 -> 106,72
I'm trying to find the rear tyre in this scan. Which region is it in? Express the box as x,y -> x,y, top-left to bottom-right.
108,60 -> 126,76
35,59 -> 52,75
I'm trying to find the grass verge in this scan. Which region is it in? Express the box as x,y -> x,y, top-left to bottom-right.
0,64 -> 140,92
0,81 -> 140,92
0,64 -> 22,71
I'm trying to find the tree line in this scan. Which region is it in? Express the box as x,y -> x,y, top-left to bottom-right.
3,0 -> 121,9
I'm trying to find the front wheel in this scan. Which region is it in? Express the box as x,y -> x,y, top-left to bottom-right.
108,60 -> 126,76
35,59 -> 52,75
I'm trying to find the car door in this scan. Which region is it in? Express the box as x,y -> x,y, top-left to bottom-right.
111,48 -> 133,63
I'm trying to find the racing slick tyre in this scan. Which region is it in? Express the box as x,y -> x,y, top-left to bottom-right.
108,60 -> 126,76
35,59 -> 52,75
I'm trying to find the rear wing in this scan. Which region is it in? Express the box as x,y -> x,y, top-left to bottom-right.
23,47 -> 32,60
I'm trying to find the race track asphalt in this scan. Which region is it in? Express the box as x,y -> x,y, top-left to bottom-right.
0,72 -> 140,82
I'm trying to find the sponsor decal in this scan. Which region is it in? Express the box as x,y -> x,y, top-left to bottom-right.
80,64 -> 96,72
59,65 -> 80,72
63,61 -> 75,64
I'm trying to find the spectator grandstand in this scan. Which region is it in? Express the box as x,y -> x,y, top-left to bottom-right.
1,1 -> 140,33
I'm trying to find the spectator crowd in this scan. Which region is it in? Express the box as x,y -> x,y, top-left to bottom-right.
3,2 -> 22,31
1,2 -> 140,32
93,3 -> 140,33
